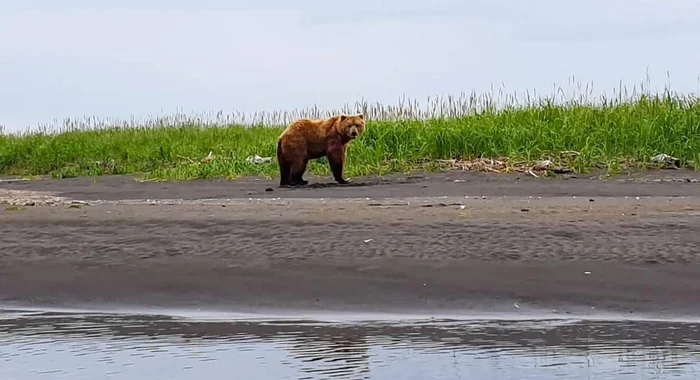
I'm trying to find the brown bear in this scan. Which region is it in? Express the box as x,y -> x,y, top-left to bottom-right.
276,113 -> 366,187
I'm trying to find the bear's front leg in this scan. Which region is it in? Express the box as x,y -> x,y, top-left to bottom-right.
327,146 -> 349,185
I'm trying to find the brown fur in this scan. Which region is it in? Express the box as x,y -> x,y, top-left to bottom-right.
276,114 -> 366,187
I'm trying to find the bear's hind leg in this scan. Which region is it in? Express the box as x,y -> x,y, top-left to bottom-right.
290,159 -> 309,186
277,140 -> 292,187
278,158 -> 291,187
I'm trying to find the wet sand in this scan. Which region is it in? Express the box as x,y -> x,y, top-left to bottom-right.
2,170 -> 700,319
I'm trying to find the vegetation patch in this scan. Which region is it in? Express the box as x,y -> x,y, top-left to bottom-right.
1,81 -> 698,180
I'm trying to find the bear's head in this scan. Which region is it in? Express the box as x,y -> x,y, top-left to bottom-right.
338,114 -> 366,140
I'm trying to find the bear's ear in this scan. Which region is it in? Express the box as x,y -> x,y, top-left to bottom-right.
340,114 -> 347,122
357,113 -> 364,120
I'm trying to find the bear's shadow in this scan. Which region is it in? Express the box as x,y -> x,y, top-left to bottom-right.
276,175 -> 425,190
280,181 -> 373,189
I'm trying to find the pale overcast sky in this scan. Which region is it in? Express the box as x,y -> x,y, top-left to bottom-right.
1,0 -> 700,131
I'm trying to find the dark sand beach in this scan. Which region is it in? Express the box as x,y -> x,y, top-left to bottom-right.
2,170 -> 700,319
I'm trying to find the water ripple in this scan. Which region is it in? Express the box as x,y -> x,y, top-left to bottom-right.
1,310 -> 700,379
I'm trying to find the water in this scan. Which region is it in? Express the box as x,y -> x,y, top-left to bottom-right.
2,308 -> 700,379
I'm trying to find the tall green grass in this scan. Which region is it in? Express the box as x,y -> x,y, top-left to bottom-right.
1,80 -> 699,180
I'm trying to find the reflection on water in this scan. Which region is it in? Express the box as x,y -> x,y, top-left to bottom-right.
2,309 -> 700,380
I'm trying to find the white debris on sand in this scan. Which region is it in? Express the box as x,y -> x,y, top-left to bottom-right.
650,153 -> 681,168
246,155 -> 273,164
0,189 -> 72,207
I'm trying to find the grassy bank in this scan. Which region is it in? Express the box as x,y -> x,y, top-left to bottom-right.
1,88 -> 700,180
